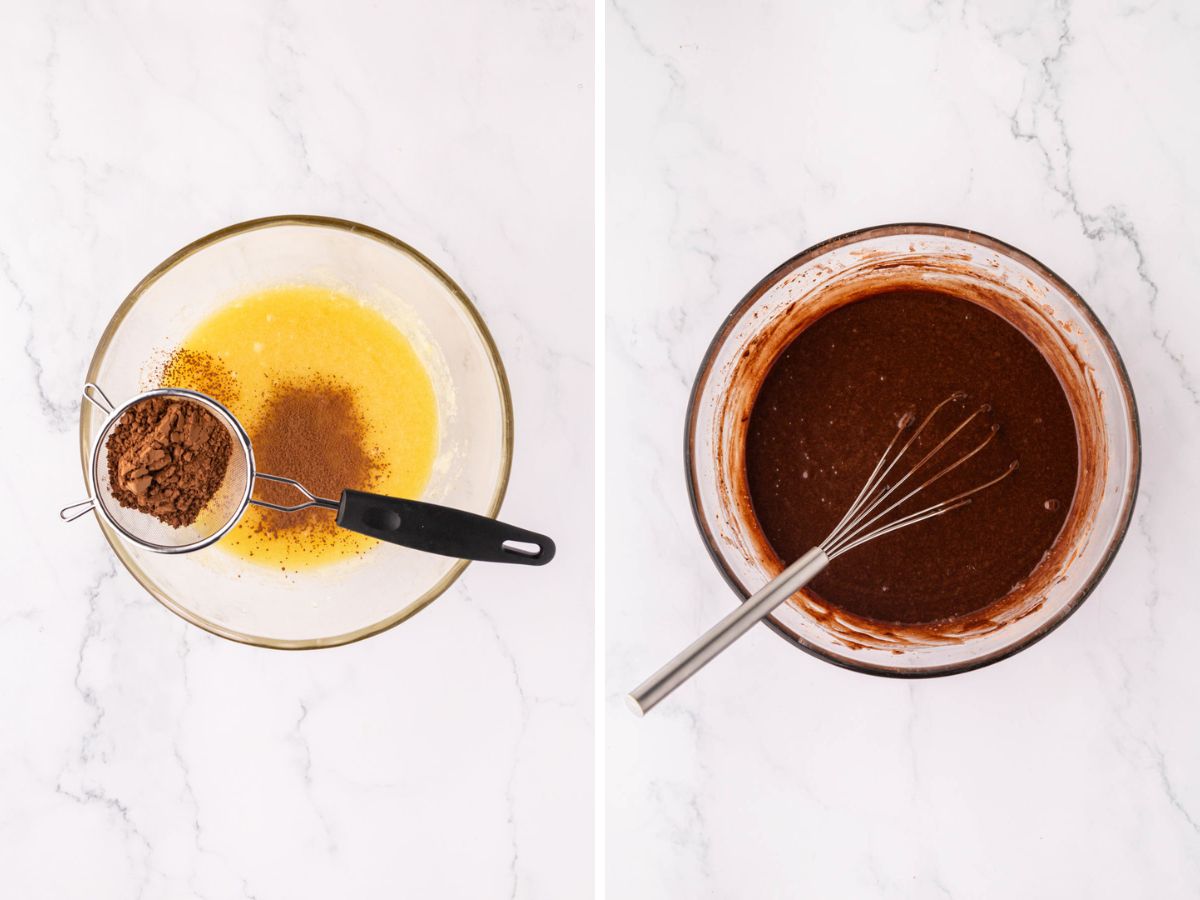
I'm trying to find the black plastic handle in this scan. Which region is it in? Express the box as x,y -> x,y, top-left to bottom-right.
335,490 -> 556,566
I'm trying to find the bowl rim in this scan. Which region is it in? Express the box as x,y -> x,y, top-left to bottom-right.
80,213 -> 514,650
684,222 -> 1142,677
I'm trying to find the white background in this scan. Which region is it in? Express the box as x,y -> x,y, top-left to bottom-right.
4,0 -> 1200,897
608,0 -> 1200,897
0,2 -> 593,898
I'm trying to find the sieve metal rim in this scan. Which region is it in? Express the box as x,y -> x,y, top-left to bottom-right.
89,387 -> 256,554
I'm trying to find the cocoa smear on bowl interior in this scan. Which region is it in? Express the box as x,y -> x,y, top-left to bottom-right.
710,248 -> 1110,650
105,396 -> 233,527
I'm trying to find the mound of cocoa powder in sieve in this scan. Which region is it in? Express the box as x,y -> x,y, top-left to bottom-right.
105,397 -> 233,527
249,378 -> 381,535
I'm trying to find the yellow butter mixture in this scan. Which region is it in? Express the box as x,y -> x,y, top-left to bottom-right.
161,284 -> 438,570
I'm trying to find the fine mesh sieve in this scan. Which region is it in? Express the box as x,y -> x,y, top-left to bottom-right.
61,383 -> 256,552
62,383 -> 555,565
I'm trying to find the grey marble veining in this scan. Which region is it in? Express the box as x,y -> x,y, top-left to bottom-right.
0,2 -> 593,898
607,0 -> 1200,896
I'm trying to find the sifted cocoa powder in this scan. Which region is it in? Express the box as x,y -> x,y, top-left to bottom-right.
249,378 -> 380,534
105,397 -> 233,527
157,348 -> 240,410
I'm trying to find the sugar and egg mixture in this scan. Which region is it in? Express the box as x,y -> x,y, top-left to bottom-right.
159,285 -> 438,570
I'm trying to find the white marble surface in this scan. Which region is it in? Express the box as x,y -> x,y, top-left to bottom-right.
608,1 -> 1200,897
0,2 -> 592,898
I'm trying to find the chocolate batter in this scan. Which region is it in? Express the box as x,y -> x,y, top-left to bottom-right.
745,289 -> 1079,624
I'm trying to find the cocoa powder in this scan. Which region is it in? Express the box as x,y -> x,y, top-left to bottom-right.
249,378 -> 379,534
157,348 -> 240,410
105,397 -> 233,527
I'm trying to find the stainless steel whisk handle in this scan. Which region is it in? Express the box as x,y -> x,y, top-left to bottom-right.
627,547 -> 829,716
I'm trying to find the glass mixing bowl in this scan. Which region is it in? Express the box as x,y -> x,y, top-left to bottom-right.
80,215 -> 512,648
687,224 -> 1140,676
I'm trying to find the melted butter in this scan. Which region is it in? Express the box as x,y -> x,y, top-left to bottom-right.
172,285 -> 438,570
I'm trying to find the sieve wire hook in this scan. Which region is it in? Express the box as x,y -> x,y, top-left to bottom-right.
58,384 -> 119,522
249,473 -> 340,513
83,382 -> 115,415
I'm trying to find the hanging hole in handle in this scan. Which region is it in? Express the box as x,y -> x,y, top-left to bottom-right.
82,382 -> 115,415
501,539 -> 543,559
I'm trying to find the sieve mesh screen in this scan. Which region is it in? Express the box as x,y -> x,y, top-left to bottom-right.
89,390 -> 254,553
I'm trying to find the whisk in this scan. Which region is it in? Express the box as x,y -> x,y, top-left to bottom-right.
627,392 -> 1017,715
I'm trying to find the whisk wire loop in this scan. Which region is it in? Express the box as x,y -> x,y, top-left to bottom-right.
820,394 -> 1016,560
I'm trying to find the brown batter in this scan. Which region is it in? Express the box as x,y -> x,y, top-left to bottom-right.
745,289 -> 1079,624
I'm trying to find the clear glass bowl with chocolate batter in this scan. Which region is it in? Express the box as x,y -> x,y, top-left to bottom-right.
687,224 -> 1139,676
